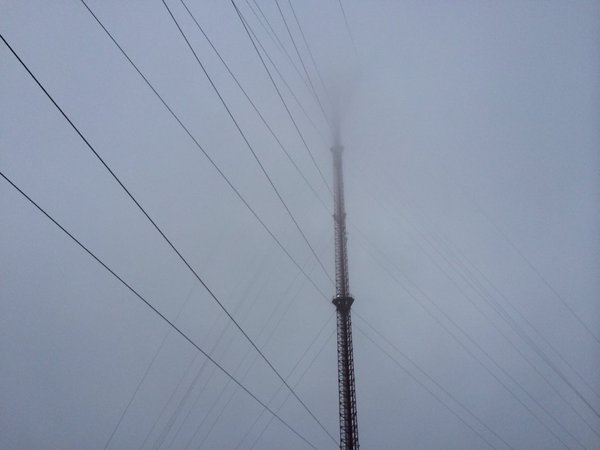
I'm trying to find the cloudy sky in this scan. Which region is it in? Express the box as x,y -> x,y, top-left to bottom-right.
1,1 -> 599,449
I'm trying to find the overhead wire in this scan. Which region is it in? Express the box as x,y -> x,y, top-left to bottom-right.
245,0 -> 318,106
272,0 -> 331,128
354,313 -> 514,449
230,0 -> 333,195
358,194 -> 600,427
160,0 -> 334,287
354,326 -> 500,450
285,0 -> 332,107
147,243 -> 279,450
77,0 -> 329,303
177,0 -> 330,213
350,231 -> 576,449
245,322 -> 336,450
468,195 -> 600,347
241,0 -> 330,146
104,281 -> 198,449
438,231 -> 600,402
161,237 -> 329,450
0,170 -> 320,450
352,155 -> 600,396
399,205 -> 600,424
177,0 -> 330,212
1,29 -> 335,447
192,312 -> 335,450
7,2 -> 580,446
348,161 -> 600,425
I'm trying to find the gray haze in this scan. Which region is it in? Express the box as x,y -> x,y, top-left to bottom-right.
1,1 -> 599,449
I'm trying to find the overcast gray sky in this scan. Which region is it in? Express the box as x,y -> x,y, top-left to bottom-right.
1,1 -> 599,449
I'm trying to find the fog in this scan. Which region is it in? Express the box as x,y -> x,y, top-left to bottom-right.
1,1 -> 599,449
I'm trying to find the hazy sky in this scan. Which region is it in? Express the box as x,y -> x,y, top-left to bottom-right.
1,1 -> 599,449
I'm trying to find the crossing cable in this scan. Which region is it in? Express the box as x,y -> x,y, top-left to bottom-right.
342,164 -> 598,445
354,326 -> 500,450
161,0 -> 333,286
245,0 -> 318,109
272,0 -> 331,128
156,238 -> 324,450
193,313 -> 336,450
394,188 -> 599,395
468,196 -> 600,347
348,159 -> 600,406
241,0 -> 329,146
245,322 -> 336,450
168,241 -> 328,450
147,244 -> 278,450
76,0 -> 328,302
141,244 -> 279,449
352,234 -> 581,449
181,243 -> 330,449
177,0 -> 330,212
349,224 -> 574,446
352,188 -> 600,427
399,218 -> 600,428
437,231 -> 600,403
162,0 -> 333,286
1,31 -> 336,447
0,170 -> 320,450
7,10 -> 580,450
349,163 -> 600,423
395,206 -> 600,423
354,314 -> 514,449
230,0 -> 333,195
360,156 -> 599,350
285,0 -> 332,107
104,281 -> 198,450
139,273 -> 260,450
240,4 -> 330,151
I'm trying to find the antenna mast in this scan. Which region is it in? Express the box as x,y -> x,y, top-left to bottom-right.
331,133 -> 359,449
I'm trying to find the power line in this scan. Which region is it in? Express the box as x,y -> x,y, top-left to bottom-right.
272,0 -> 331,128
77,0 -> 329,303
350,156 -> 600,401
348,163 -> 600,425
360,194 -> 600,427
1,30 -> 334,447
403,209 -> 600,423
285,0 -> 332,106
177,0 -> 330,212
104,281 -> 197,449
350,233 -> 576,448
169,246 -> 327,449
244,0 -> 318,108
194,313 -> 335,450
354,324 -> 501,450
471,197 -> 600,347
148,245 -> 278,450
158,240 -> 324,450
444,235 -> 600,403
161,0 -> 333,288
355,313 -> 516,449
246,322 -> 336,450
242,0 -> 330,146
0,170 -> 319,450
230,0 -> 333,195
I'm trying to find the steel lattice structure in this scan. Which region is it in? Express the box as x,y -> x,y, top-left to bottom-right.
331,142 -> 359,449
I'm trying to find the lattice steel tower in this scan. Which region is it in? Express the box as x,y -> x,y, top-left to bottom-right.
331,135 -> 359,449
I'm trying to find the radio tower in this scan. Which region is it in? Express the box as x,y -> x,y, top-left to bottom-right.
331,124 -> 359,449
